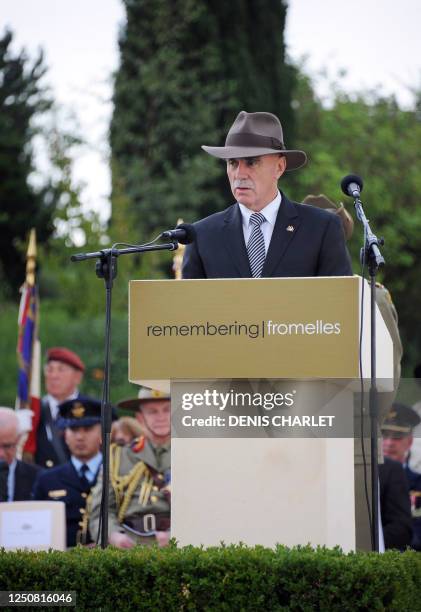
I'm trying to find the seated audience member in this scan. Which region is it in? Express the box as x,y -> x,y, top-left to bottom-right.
408,364 -> 421,474
35,347 -> 87,469
382,403 -> 421,550
89,387 -> 170,548
33,398 -> 103,547
0,407 -> 41,501
378,457 -> 413,550
111,417 -> 143,446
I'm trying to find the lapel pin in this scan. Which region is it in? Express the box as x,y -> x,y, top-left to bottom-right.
286,225 -> 295,232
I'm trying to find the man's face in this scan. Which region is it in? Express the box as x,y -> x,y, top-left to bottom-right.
382,432 -> 413,463
0,424 -> 19,465
226,154 -> 287,212
64,424 -> 102,461
44,360 -> 83,402
136,400 -> 171,444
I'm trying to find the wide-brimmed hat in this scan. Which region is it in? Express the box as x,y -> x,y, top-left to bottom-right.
118,387 -> 170,412
303,194 -> 354,241
202,111 -> 307,171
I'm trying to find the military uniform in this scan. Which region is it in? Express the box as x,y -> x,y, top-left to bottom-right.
32,397 -> 104,547
32,461 -> 98,547
89,436 -> 171,545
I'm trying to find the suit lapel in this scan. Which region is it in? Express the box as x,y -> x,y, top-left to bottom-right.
222,205 -> 251,278
262,194 -> 301,277
61,462 -> 86,492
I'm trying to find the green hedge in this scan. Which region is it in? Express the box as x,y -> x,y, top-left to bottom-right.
0,545 -> 421,611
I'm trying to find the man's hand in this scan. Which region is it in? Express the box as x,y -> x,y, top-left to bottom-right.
109,531 -> 135,548
155,531 -> 170,547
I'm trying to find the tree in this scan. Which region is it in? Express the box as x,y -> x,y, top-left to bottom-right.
0,29 -> 56,296
283,67 -> 421,373
110,0 -> 296,248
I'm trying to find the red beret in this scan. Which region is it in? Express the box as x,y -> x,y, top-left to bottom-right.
46,347 -> 85,372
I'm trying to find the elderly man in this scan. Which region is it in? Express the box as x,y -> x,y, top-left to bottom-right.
32,398 -> 103,547
382,403 -> 421,550
0,407 -> 41,501
89,387 -> 171,548
35,347 -> 86,469
182,111 -> 352,279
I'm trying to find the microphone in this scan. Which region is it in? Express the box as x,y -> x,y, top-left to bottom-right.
341,174 -> 364,199
160,223 -> 196,245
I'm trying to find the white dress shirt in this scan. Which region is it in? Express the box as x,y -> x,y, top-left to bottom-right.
238,191 -> 282,254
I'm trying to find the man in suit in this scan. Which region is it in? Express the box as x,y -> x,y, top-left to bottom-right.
182,111 -> 352,279
382,403 -> 421,550
32,398 -> 103,547
35,347 -> 86,469
0,408 -> 41,501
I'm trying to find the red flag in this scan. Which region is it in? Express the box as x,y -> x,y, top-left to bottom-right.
16,229 -> 41,456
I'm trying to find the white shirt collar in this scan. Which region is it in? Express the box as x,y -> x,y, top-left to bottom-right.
238,191 -> 282,228
71,452 -> 102,480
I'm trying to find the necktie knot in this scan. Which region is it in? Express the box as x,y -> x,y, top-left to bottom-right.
249,212 -> 266,228
80,464 -> 89,480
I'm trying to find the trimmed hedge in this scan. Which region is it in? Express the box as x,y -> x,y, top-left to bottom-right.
0,545 -> 421,611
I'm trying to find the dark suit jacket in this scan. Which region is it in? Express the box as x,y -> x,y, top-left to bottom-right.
182,193 -> 352,279
379,458 -> 413,550
14,460 -> 42,501
32,460 -> 99,547
0,460 -> 42,502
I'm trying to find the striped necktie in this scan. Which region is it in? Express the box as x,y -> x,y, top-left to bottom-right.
247,212 -> 267,277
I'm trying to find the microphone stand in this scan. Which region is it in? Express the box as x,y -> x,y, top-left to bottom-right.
353,196 -> 385,552
71,241 -> 178,549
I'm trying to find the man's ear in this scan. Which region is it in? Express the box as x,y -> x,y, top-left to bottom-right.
276,155 -> 287,179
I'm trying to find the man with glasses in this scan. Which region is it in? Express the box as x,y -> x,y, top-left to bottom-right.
0,407 -> 41,502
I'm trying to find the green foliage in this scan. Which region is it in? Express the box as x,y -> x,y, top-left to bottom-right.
283,69 -> 421,374
0,545 -> 420,611
0,302 -> 135,408
0,29 -> 56,297
110,0 -> 296,250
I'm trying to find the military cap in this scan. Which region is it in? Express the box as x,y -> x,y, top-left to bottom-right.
381,402 -> 421,437
118,387 -> 170,412
303,194 -> 354,241
47,347 -> 85,372
57,397 -> 103,429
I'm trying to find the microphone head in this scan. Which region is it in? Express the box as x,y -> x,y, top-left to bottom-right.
340,174 -> 363,197
176,223 -> 196,245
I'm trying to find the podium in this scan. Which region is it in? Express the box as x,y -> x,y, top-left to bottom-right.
128,276 -> 393,551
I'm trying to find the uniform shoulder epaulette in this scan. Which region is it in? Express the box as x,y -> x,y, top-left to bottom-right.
131,436 -> 146,453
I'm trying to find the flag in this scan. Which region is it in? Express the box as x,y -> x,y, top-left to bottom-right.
16,229 -> 41,456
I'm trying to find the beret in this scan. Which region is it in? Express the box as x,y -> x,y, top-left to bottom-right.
47,347 -> 85,372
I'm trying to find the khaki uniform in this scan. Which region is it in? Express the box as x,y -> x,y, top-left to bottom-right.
89,437 -> 170,545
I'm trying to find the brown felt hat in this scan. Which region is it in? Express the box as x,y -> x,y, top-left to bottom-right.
303,194 -> 354,241
202,111 -> 307,171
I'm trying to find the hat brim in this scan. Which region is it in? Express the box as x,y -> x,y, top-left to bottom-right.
117,396 -> 170,412
57,417 -> 102,430
201,146 -> 307,171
